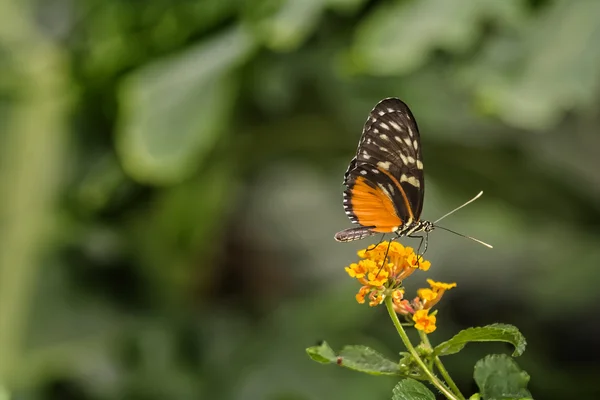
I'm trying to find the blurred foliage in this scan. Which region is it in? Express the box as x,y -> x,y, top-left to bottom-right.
1,0 -> 600,399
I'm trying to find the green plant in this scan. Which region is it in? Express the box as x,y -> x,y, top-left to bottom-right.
307,242 -> 531,400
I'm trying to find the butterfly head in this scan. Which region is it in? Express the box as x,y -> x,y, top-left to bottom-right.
421,220 -> 434,233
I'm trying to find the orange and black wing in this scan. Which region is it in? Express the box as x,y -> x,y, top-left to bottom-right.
336,98 -> 424,240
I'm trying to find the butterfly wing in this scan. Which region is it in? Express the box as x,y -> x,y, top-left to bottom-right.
340,98 -> 424,237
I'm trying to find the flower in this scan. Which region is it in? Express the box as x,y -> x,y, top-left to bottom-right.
355,286 -> 370,304
413,309 -> 437,333
391,289 -> 404,304
345,241 -> 431,307
417,288 -> 437,302
368,291 -> 384,307
415,279 -> 457,309
344,241 -> 458,333
427,279 -> 457,291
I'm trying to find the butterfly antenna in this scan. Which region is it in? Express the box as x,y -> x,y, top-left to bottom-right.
433,225 -> 493,248
433,191 -> 484,224
432,191 -> 493,248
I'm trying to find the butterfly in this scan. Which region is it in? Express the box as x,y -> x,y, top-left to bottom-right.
335,97 -> 492,251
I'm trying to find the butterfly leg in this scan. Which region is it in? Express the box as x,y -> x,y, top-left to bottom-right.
375,237 -> 396,278
366,233 -> 387,252
408,233 -> 429,266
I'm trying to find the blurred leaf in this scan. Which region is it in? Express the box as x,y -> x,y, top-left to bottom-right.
326,0 -> 369,13
473,354 -> 532,400
306,342 -> 403,376
117,25 -> 256,184
475,0 -> 600,130
128,160 -> 237,304
434,324 -> 526,357
391,378 -> 435,400
249,0 -> 325,51
352,0 -> 523,75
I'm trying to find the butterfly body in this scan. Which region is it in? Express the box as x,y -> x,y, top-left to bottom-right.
335,97 -> 432,243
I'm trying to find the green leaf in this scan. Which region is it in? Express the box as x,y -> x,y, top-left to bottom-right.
249,0 -> 325,51
352,0 -> 523,76
392,379 -> 435,400
434,324 -> 526,357
306,341 -> 403,376
116,25 -> 256,184
473,0 -> 600,130
474,354 -> 532,400
305,341 -> 337,364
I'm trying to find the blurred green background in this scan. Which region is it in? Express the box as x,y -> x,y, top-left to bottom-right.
1,0 -> 599,399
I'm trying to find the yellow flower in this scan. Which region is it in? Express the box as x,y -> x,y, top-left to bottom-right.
427,279 -> 457,291
345,262 -> 366,278
367,268 -> 389,286
413,309 -> 437,333
345,241 -> 432,306
417,288 -> 437,302
368,291 -> 384,307
355,286 -> 370,304
391,289 -> 404,305
414,279 -> 457,309
417,259 -> 431,271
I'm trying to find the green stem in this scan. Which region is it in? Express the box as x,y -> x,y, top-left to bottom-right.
0,1 -> 70,386
419,331 -> 464,400
385,297 -> 458,400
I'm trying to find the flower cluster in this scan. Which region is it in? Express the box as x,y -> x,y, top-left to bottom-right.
344,241 -> 456,333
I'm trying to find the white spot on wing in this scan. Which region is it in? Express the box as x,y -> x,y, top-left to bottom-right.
389,121 -> 402,131
408,127 -> 414,137
360,170 -> 367,175
377,161 -> 391,170
372,169 -> 380,174
416,160 -> 423,169
378,110 -> 385,116
400,174 -> 420,188
388,184 -> 395,194
413,140 -> 419,150
379,134 -> 389,141
394,136 -> 403,143
387,108 -> 394,113
373,128 -> 379,134
399,153 -> 408,164
403,137 -> 412,147
378,183 -> 390,197
379,122 -> 390,130
407,156 -> 415,164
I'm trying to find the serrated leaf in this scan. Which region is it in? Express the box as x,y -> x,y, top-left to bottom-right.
306,342 -> 403,376
434,324 -> 526,357
392,379 -> 435,400
117,25 -> 256,184
474,354 -> 532,400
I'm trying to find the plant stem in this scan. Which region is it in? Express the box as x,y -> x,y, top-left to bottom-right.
0,1 -> 70,386
419,331 -> 465,400
385,297 -> 458,400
